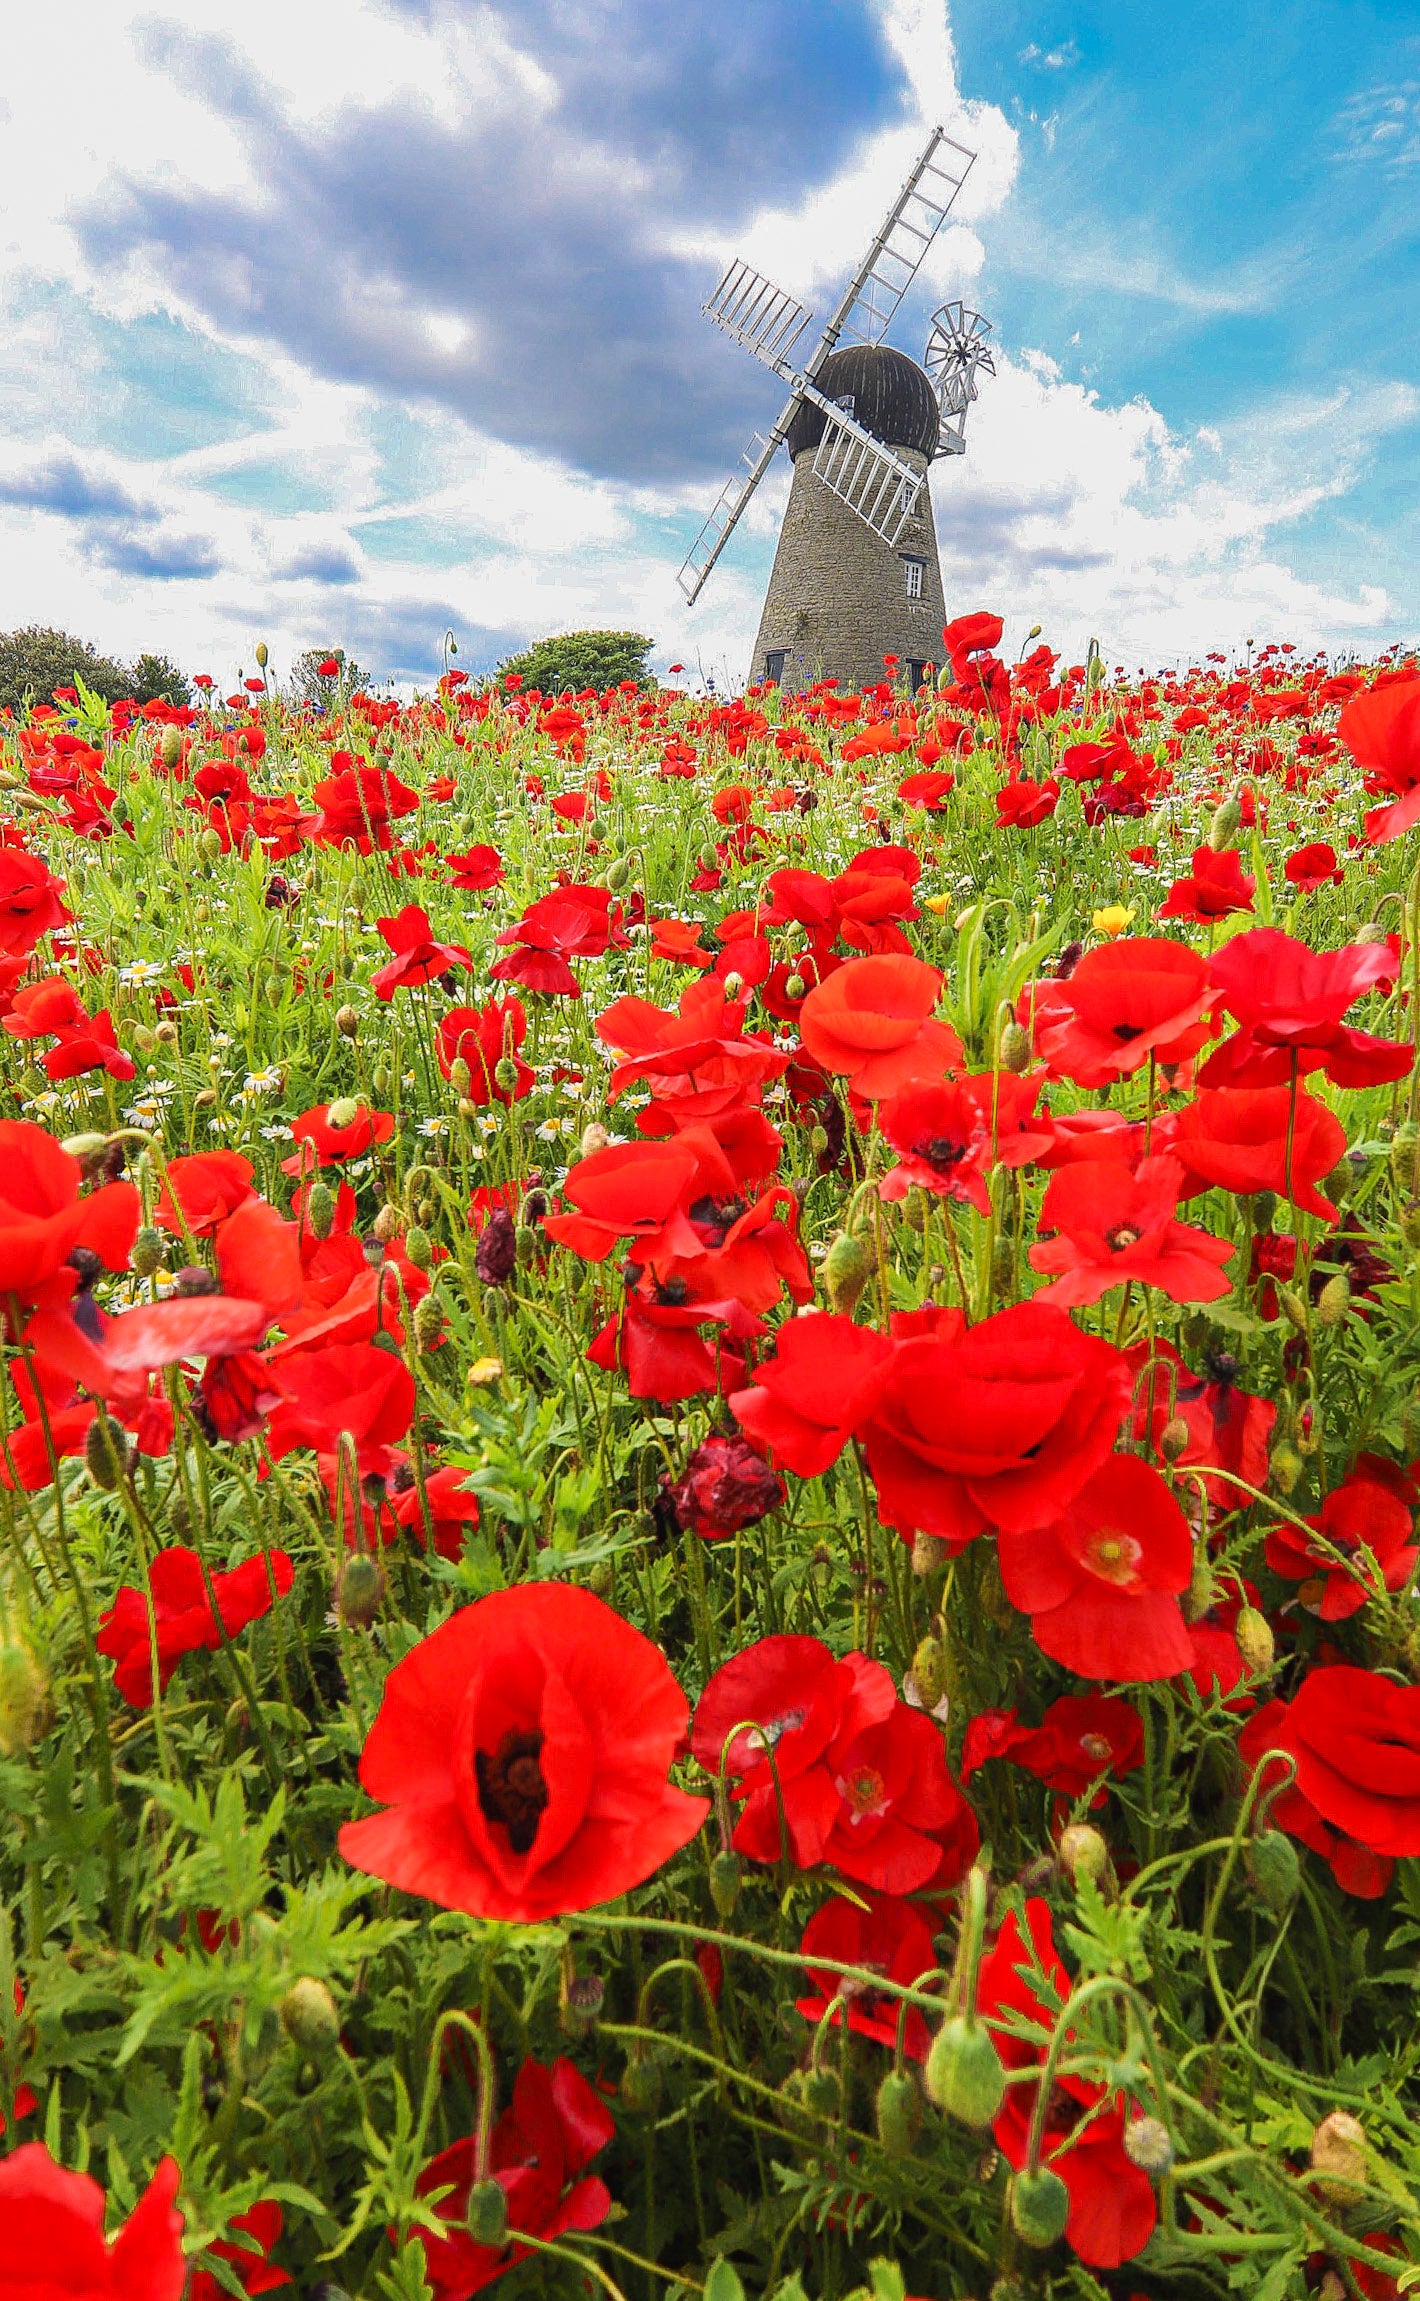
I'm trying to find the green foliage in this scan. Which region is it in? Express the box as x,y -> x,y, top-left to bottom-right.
128,650 -> 193,706
0,623 -> 132,710
287,646 -> 374,705
496,626 -> 654,694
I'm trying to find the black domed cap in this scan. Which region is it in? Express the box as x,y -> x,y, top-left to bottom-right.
786,343 -> 939,459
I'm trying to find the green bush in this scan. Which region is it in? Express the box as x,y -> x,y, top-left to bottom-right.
0,624 -> 132,712
128,651 -> 193,708
496,627 -> 654,694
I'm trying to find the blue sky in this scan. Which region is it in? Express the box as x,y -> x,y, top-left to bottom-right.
0,0 -> 1415,687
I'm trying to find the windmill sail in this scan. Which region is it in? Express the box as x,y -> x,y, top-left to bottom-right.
676,403 -> 798,604
820,129 -> 976,355
703,261 -> 815,374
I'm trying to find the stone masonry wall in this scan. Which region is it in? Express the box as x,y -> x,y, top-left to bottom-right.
749,444 -> 947,695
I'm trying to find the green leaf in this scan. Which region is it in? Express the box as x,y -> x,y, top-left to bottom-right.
705,2260 -> 748,2301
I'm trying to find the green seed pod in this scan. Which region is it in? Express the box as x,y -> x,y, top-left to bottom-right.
327,1095 -> 360,1129
280,1977 -> 340,2059
493,1056 -> 520,1094
823,1230 -> 872,1314
0,1646 -> 52,1755
1124,2115 -> 1174,2177
305,1182 -> 336,1241
449,1057 -> 473,1099
1316,1272 -> 1351,1327
335,1005 -> 359,1041
1234,1605 -> 1275,1675
85,1412 -> 131,1491
910,1634 -> 948,1712
924,2015 -> 1006,2128
336,1553 -> 385,1629
131,1225 -> 167,1278
1247,1827 -> 1300,1913
465,2177 -> 509,2248
403,1224 -> 433,1271
709,1849 -> 741,1918
782,972 -> 807,1002
159,725 -> 183,770
875,2067 -> 922,2157
998,1020 -> 1031,1075
1010,2164 -> 1071,2249
413,1293 -> 445,1351
1208,796 -> 1242,851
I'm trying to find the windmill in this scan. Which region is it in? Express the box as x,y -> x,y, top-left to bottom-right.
677,126 -> 995,696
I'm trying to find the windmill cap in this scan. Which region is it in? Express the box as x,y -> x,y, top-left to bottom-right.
787,344 -> 939,460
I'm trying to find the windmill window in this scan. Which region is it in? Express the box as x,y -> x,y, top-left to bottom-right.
764,650 -> 787,685
902,556 -> 925,600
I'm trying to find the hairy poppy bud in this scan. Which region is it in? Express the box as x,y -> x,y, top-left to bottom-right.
0,1646 -> 52,1755
720,971 -> 743,1001
1269,1441 -> 1304,1496
403,1224 -> 433,1272
131,1225 -> 167,1278
560,1972 -> 604,2038
280,1977 -> 340,2059
998,1020 -> 1031,1075
1234,1605 -> 1274,1675
579,1121 -> 610,1159
333,1004 -> 359,1041
254,641 -> 268,669
199,826 -> 224,862
697,844 -> 718,872
782,972 -> 807,1002
327,1096 -> 360,1130
372,1204 -> 402,1246
621,2052 -> 663,2114
1208,797 -> 1242,850
925,2015 -> 1006,2128
802,2065 -> 842,2119
85,1412 -> 131,1491
1011,2164 -> 1071,2248
132,1023 -> 156,1054
910,1634 -> 948,1712
1247,1827 -> 1300,1913
875,2067 -> 922,2157
301,1182 -> 334,1242
465,2177 -> 509,2248
336,1552 -> 385,1628
1125,2115 -> 1174,2177
1058,1824 -> 1110,1886
490,1055 -> 519,1096
1320,1158 -> 1352,1208
605,857 -> 630,890
1389,1123 -> 1419,1186
159,724 -> 183,769
1159,1414 -> 1190,1464
709,1848 -> 741,1918
586,1559 -> 613,1598
823,1229 -> 872,1314
1309,2109 -> 1367,2202
371,1065 -> 393,1096
912,1530 -> 948,1579
1277,1285 -> 1309,1334
1316,1272 -> 1350,1327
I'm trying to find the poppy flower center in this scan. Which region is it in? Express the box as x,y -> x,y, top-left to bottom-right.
652,1278 -> 689,1307
1080,1732 -> 1113,1762
841,1765 -> 887,1817
1084,1526 -> 1142,1585
1111,1022 -> 1143,1042
475,1728 -> 550,1854
912,1134 -> 965,1170
689,1192 -> 747,1244
1106,1223 -> 1142,1251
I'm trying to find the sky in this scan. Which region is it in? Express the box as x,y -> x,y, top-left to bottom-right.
0,0 -> 1416,690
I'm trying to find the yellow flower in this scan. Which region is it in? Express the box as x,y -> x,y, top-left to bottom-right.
924,892 -> 950,916
1091,903 -> 1136,938
468,1355 -> 504,1388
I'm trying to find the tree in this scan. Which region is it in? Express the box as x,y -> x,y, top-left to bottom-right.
495,629 -> 655,695
287,647 -> 375,707
0,625 -> 131,713
128,652 -> 192,708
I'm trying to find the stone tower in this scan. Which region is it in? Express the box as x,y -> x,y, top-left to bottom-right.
751,343 -> 945,697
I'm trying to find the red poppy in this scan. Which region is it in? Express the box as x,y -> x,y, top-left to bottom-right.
1337,676 -> 1420,842
795,1890 -> 939,2058
1284,841 -> 1341,891
960,1691 -> 1143,1798
995,776 -> 1060,828
2,977 -> 90,1041
1199,928 -> 1410,1090
729,1313 -> 894,1476
1028,1154 -> 1234,1306
692,1634 -> 976,1893
1237,1665 -> 1420,1897
860,1302 -> 1132,1548
997,1453 -> 1194,1680
1157,843 -> 1255,922
280,1102 -> 396,1173
1127,1335 -> 1275,1508
96,1545 -> 295,1706
1265,1458 -> 1418,1621
411,2058 -> 615,2301
597,977 -> 787,1125
0,848 -> 71,955
0,2143 -> 185,2299
0,1123 -> 139,1306
977,1901 -> 1156,2269
370,904 -> 473,1000
663,1432 -> 784,1539
648,916 -> 712,967
799,954 -> 960,1099
1172,1083 -> 1345,1221
586,1285 -> 751,1402
340,1583 -> 706,1919
1033,939 -> 1211,1088
189,2204 -> 289,2301
943,610 -> 1004,662
437,997 -> 534,1104
445,843 -> 505,890
386,1459 -> 481,1562
264,1342 -> 415,1471
154,1150 -> 257,1237
491,885 -> 628,999
877,1078 -> 992,1212
897,769 -> 955,810
311,760 -> 420,851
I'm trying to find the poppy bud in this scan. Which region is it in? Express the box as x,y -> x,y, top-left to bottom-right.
131,1225 -> 167,1278
1309,2109 -> 1367,2202
1316,1273 -> 1350,1327
560,1972 -> 604,2038
0,1645 -> 52,1755
336,1553 -> 385,1628
440,1056 -> 471,1102
85,1412 -> 131,1491
280,1977 -> 340,2059
998,1020 -> 1031,1074
697,844 -> 718,871
709,1848 -> 741,1917
925,2014 -> 1006,2128
1389,1124 -> 1419,1188
61,1131 -> 111,1160
801,2065 -> 841,2119
586,1560 -> 614,1598
199,827 -> 224,862
132,1023 -> 156,1054
912,1531 -> 948,1578
910,1634 -> 948,1712
605,858 -> 630,890
193,1088 -> 219,1110
372,1065 -> 392,1095
1320,1158 -> 1351,1208
327,1096 -> 360,1129
465,2177 -> 509,2248
876,2067 -> 922,2157
1058,1824 -> 1110,1887
1234,1605 -> 1274,1674
1010,2164 -> 1070,2248
295,1182 -> 332,1243
783,970 -> 809,1003
330,1005 -> 358,1043
1151,1416 -> 1189,1468
621,2051 -> 664,2113
371,1204 -> 402,1246
1182,1548 -> 1214,1622
1208,797 -> 1242,850
809,1124 -> 829,1158
159,724 -> 183,769
578,1122 -> 610,1161
1124,2115 -> 1174,2177
823,1229 -> 872,1314
254,642 -> 268,668
1269,1441 -> 1304,1495
1246,1826 -> 1300,1912
489,1055 -> 518,1097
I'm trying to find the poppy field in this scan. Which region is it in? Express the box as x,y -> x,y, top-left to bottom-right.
4,621 -> 1420,2300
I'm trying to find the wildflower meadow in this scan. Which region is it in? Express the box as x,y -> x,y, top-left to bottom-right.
3,620 -> 1420,2301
